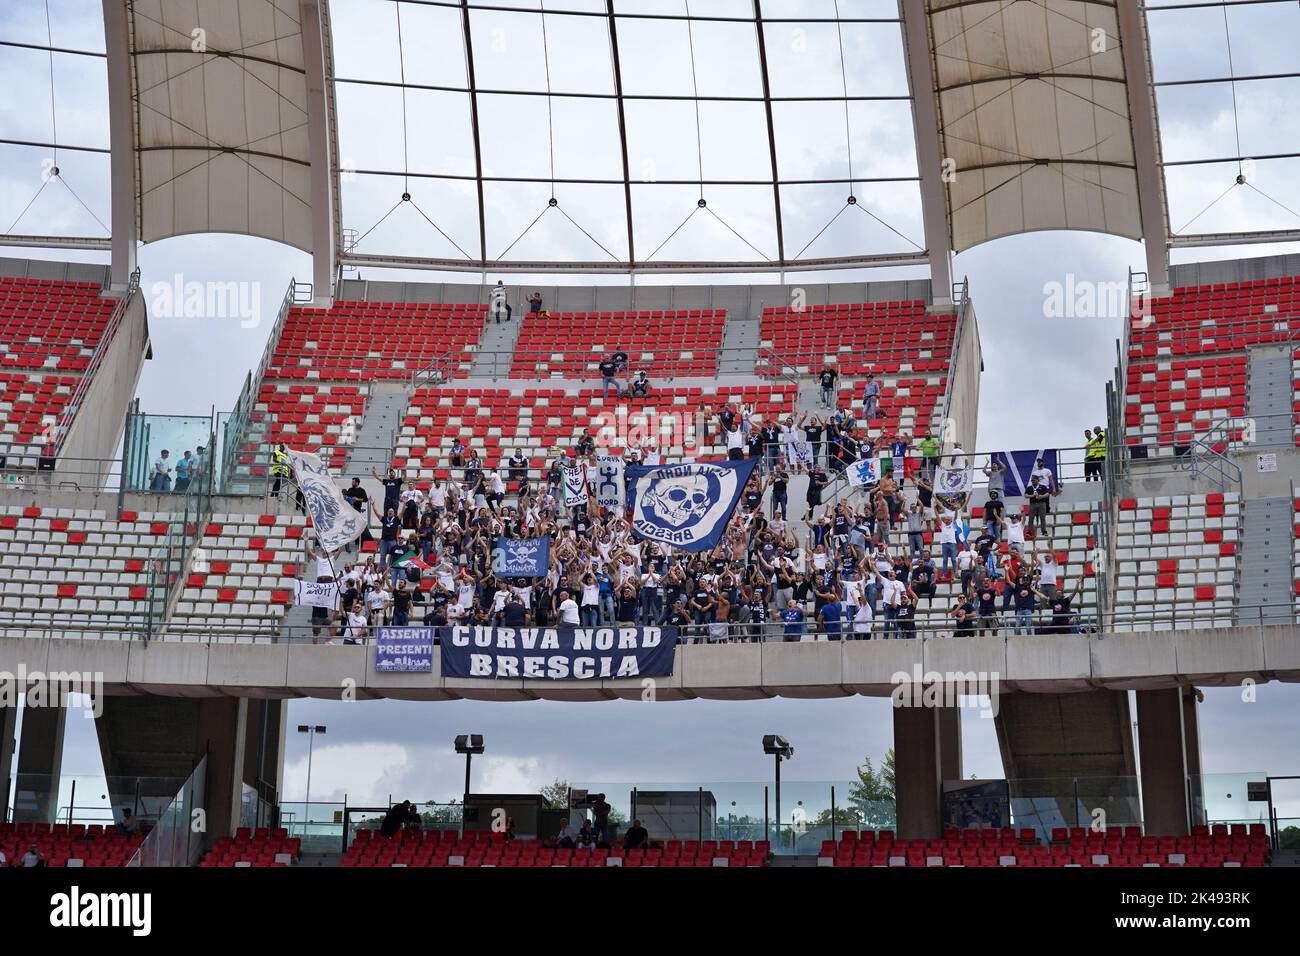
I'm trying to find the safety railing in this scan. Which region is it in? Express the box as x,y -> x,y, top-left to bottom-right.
5,602 -> 1291,647
126,756 -> 207,868
0,455 -> 125,494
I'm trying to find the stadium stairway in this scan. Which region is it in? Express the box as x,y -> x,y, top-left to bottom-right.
471,308 -> 523,377
1247,344 -> 1293,445
347,381 -> 408,471
1235,497 -> 1294,624
718,311 -> 760,374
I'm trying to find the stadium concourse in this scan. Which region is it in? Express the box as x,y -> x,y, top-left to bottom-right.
0,252 -> 1297,869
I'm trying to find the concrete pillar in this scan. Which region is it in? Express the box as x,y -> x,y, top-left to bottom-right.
937,707 -> 963,782
1182,686 -> 1204,826
1136,688 -> 1190,836
198,698 -> 249,839
97,695 -> 255,840
893,707 -> 943,840
14,702 -> 67,824
243,699 -> 287,828
0,705 -> 16,822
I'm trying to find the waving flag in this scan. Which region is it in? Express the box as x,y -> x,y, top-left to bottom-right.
847,457 -> 880,487
990,449 -> 1059,496
286,449 -> 367,551
625,458 -> 758,551
934,466 -> 973,514
391,551 -> 431,571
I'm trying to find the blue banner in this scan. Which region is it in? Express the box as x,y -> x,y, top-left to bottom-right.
624,458 -> 758,552
441,624 -> 677,680
493,536 -> 550,577
990,448 -> 1059,496
375,626 -> 435,673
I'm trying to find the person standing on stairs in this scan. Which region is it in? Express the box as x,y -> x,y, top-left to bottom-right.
490,280 -> 512,323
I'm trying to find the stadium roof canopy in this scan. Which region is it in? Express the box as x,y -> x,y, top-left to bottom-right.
3,0 -> 1300,288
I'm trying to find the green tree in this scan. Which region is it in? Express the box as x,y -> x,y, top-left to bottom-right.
1279,825 -> 1300,850
814,806 -> 864,827
539,779 -> 571,811
847,749 -> 896,829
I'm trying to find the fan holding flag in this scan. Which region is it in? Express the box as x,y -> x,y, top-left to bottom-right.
388,540 -> 431,590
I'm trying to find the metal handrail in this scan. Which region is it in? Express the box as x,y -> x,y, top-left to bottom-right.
937,276 -> 970,443
0,603 -> 1290,646
53,268 -> 140,457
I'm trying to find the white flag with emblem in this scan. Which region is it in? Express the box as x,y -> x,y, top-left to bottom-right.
847,457 -> 880,487
285,449 -> 368,551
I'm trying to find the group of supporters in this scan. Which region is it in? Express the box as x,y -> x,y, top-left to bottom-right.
291,395 -> 1099,643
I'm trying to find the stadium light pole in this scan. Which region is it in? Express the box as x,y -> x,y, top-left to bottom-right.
297,725 -> 327,813
455,735 -> 486,806
762,735 -> 793,849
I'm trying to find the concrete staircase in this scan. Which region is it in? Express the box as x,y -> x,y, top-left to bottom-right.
1235,496 -> 1294,625
346,382 -> 408,478
719,312 -> 760,374
1247,345 -> 1293,446
471,311 -> 523,379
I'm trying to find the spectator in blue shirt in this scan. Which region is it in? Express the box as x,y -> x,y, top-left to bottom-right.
817,593 -> 843,641
780,600 -> 806,642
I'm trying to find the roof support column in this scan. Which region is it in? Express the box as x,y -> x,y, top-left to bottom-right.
1116,0 -> 1170,293
102,0 -> 137,291
899,0 -> 952,308
300,0 -> 337,305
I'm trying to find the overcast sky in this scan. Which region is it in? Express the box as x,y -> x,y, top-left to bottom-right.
3,0 -> 1299,813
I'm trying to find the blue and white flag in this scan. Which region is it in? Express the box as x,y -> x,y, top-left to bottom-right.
624,458 -> 758,551
442,624 -> 677,680
375,626 -> 435,673
286,449 -> 368,552
593,453 -> 624,510
493,536 -> 550,577
990,449 -> 1058,496
934,467 -> 973,495
847,456 -> 880,487
789,439 -> 813,466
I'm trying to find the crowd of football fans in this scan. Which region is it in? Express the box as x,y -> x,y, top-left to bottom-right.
291,381 -> 1101,644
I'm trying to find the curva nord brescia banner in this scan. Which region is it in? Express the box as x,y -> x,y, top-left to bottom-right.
441,624 -> 678,680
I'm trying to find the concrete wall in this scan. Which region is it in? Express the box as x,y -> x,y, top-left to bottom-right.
946,299 -> 983,451
335,277 -> 936,316
995,690 -> 1135,781
0,256 -> 111,285
58,287 -> 150,478
4,625 -> 1295,702
1170,252 -> 1300,287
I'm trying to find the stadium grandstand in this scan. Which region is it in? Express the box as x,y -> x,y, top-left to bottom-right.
0,0 -> 1298,896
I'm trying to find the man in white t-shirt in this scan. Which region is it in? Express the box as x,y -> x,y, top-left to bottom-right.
1030,457 -> 1057,494
557,589 -> 580,625
937,515 -> 958,581
1005,512 -> 1026,553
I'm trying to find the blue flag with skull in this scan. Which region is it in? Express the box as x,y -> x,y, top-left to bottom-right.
624,458 -> 759,552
